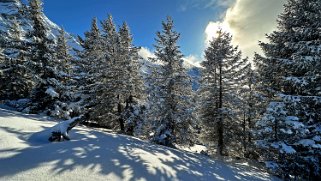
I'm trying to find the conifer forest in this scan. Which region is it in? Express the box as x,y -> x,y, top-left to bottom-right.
0,0 -> 320,180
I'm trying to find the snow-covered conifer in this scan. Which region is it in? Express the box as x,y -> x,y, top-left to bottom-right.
27,0 -> 64,114
119,22 -> 145,136
147,17 -> 194,147
76,17 -> 103,121
198,30 -> 248,156
0,17 -> 32,100
49,28 -> 74,119
254,0 -> 321,178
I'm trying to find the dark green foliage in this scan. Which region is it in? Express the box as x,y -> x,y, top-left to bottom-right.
254,0 -> 321,179
27,0 -> 67,115
148,17 -> 194,147
198,30 -> 250,156
0,17 -> 32,100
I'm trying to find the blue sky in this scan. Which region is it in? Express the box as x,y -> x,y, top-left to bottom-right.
38,0 -> 227,57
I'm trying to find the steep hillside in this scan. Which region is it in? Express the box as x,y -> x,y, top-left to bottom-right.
0,0 -> 80,52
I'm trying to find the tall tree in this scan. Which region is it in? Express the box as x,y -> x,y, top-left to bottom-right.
119,22 -> 145,136
238,63 -> 259,157
27,0 -> 62,114
49,28 -> 74,119
254,0 -> 321,179
198,30 -> 248,156
0,17 -> 32,100
148,17 -> 194,147
76,17 -> 103,122
99,15 -> 126,131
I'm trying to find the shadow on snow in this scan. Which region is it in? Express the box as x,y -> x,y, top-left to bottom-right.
0,109 -> 275,181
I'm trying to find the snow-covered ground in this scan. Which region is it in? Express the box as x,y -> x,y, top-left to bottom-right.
0,108 -> 280,181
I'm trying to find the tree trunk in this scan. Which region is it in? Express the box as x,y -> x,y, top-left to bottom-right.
118,102 -> 124,132
248,83 -> 252,144
217,64 -> 224,155
243,112 -> 247,153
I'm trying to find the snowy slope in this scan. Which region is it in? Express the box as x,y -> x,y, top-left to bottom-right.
0,0 -> 80,52
0,108 -> 280,181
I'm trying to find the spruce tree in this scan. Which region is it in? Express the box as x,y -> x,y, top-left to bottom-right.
97,15 -> 126,130
254,0 -> 321,178
118,22 -> 146,136
76,18 -> 103,121
0,17 -> 32,100
238,63 -> 259,157
27,0 -> 62,114
49,28 -> 74,119
88,15 -> 145,133
148,17 -> 194,147
198,30 -> 248,156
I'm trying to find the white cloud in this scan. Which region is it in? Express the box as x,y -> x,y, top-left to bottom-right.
183,55 -> 203,68
205,21 -> 231,46
205,0 -> 286,58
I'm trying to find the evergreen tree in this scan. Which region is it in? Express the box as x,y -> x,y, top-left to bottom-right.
87,15 -> 145,133
96,15 -> 126,130
238,63 -> 259,158
49,28 -> 74,119
147,17 -> 194,147
27,0 -> 63,114
76,18 -> 103,121
56,28 -> 72,76
254,0 -> 321,178
118,22 -> 145,136
198,30 -> 248,156
0,17 -> 32,100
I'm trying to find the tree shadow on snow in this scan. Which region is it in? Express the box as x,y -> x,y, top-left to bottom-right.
0,114 -> 278,181
0,108 -> 52,122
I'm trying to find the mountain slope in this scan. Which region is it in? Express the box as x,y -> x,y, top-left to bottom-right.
0,108 -> 279,181
0,0 -> 80,52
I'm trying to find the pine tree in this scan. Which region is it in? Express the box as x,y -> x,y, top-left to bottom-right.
49,28 -> 74,119
56,28 -> 72,76
254,0 -> 321,178
76,18 -> 103,121
198,30 -> 248,156
86,15 -> 146,133
0,17 -> 32,100
147,17 -> 194,147
238,63 -> 259,158
119,22 -> 146,136
27,0 -> 62,114
97,15 -> 126,130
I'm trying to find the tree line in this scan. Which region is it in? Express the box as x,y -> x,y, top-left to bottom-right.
0,0 -> 320,179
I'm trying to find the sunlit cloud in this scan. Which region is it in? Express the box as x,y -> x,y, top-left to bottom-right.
183,55 -> 203,68
205,21 -> 231,46
204,0 -> 285,58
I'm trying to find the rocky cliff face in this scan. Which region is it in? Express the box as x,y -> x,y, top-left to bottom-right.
0,0 -> 80,52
